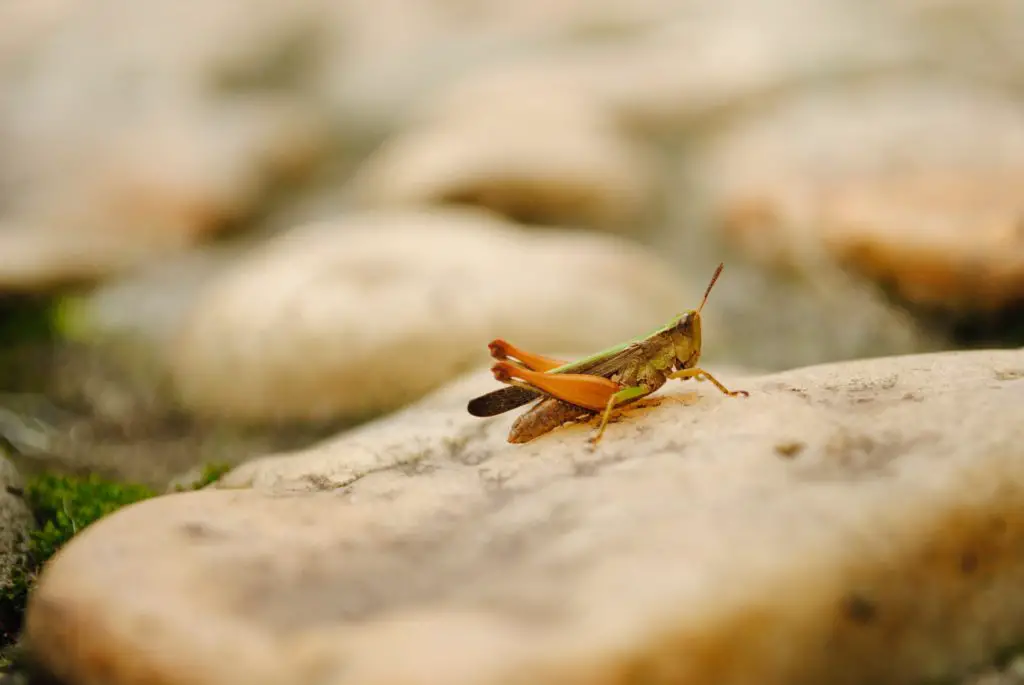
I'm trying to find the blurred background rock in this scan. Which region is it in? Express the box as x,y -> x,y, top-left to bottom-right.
0,0 -> 1021,489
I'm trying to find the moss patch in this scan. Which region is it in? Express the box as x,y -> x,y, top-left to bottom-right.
0,295 -> 59,347
0,463 -> 233,649
174,461 -> 233,491
0,473 -> 156,645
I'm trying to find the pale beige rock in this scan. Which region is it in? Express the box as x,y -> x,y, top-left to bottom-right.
820,169 -> 1024,311
0,0 -> 329,291
317,0 -> 688,140
0,99 -> 327,292
698,81 -> 1024,312
876,0 -> 1024,89
327,0 -> 923,142
0,0 -> 76,66
347,85 -> 655,231
168,208 -> 692,422
25,348 -> 1024,685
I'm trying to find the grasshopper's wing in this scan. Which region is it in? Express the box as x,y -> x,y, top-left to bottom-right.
556,342 -> 646,379
545,320 -> 666,377
467,385 -> 541,417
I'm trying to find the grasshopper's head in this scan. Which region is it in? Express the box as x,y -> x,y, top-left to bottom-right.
670,263 -> 723,370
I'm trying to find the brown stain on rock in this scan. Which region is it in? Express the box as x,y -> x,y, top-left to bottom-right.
774,440 -> 806,459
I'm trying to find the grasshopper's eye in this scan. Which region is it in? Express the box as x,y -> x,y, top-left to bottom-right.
674,312 -> 698,335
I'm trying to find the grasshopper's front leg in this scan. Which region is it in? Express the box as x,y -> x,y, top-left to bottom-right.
488,339 -> 567,372
491,361 -> 650,446
668,367 -> 749,397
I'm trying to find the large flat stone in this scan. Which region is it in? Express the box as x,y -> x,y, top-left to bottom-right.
25,348 -> 1024,685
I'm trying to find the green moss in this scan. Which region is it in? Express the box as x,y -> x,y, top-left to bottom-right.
0,473 -> 157,644
25,473 -> 157,562
0,463 -> 232,647
0,639 -> 29,673
175,461 -> 233,492
0,295 -> 59,346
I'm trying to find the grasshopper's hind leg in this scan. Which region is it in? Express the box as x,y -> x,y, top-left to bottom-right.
668,367 -> 748,397
488,339 -> 567,372
491,361 -> 619,410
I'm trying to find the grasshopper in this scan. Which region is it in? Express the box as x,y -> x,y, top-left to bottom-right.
466,263 -> 748,445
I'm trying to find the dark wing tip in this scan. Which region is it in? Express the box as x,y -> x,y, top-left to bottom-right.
467,395 -> 498,417
467,386 -> 540,417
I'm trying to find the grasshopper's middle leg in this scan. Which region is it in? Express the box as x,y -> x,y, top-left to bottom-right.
589,385 -> 651,445
668,367 -> 749,397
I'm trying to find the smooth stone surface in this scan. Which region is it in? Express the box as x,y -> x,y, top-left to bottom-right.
317,0 -> 687,141
423,0 -> 920,137
168,208 -> 692,422
699,81 -> 1024,313
347,85 -> 654,232
0,99 -> 325,291
0,0 -> 328,291
875,0 -> 1024,89
26,348 -> 1024,685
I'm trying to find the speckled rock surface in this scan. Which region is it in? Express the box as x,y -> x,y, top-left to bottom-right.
25,347 -> 1024,685
168,208 -> 693,423
0,453 -> 31,604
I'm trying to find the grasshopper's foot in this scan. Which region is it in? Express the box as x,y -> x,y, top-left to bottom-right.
700,374 -> 748,398
670,367 -> 749,398
587,392 -> 622,447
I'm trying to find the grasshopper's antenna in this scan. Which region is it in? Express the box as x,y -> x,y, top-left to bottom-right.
697,263 -> 724,314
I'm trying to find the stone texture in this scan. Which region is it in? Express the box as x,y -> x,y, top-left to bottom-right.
168,208 -> 693,423
698,81 -> 1024,313
347,85 -> 655,231
25,347 -> 1024,685
0,452 -> 32,602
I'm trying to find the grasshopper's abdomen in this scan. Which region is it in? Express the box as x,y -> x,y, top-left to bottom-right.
508,397 -> 592,443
